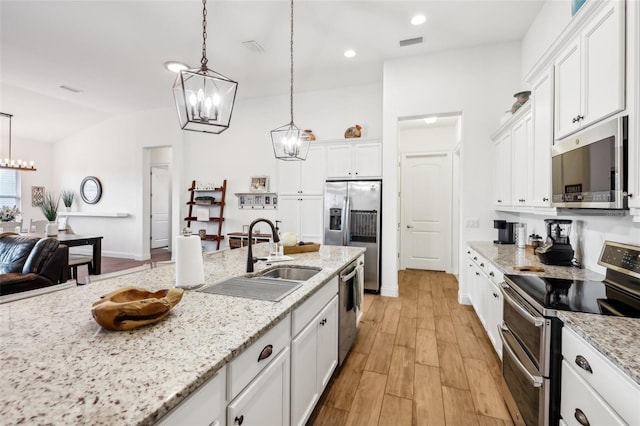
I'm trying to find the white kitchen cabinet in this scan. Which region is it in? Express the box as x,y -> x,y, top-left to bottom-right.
291,295 -> 338,426
484,275 -> 503,359
277,144 -> 326,195
528,68 -> 553,207
326,140 -> 381,179
561,327 -> 640,425
493,130 -> 512,207
277,195 -> 323,243
511,111 -> 532,206
158,366 -> 226,426
227,347 -> 290,426
554,0 -> 625,140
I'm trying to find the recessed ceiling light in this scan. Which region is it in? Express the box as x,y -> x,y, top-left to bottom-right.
344,50 -> 356,58
411,14 -> 426,25
164,61 -> 189,73
424,116 -> 438,124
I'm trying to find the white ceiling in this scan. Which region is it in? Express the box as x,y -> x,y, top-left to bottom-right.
0,0 -> 544,143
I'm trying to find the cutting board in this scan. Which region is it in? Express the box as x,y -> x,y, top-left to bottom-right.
513,265 -> 545,272
284,243 -> 320,255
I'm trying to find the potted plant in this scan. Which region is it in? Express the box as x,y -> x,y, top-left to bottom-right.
40,191 -> 59,236
61,190 -> 74,211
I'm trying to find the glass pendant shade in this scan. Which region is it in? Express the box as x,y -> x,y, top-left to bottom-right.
173,67 -> 238,134
271,122 -> 310,161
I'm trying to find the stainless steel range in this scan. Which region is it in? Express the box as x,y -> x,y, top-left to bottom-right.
499,241 -> 640,426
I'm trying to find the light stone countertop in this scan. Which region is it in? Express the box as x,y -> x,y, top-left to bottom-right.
468,241 -> 640,387
0,243 -> 364,426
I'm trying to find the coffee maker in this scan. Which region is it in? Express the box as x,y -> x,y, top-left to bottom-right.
535,219 -> 575,266
493,220 -> 516,244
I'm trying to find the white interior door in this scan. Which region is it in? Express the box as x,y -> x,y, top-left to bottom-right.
400,152 -> 452,271
151,166 -> 171,249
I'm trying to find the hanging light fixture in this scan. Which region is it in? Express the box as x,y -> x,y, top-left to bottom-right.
271,0 -> 310,161
0,112 -> 36,171
173,0 -> 238,134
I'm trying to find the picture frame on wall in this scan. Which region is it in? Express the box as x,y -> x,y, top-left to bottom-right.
250,176 -> 269,192
32,186 -> 44,207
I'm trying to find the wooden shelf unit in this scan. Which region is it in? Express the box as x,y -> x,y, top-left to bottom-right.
184,179 -> 227,250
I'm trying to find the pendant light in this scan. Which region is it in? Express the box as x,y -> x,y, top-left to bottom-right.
0,112 -> 36,171
271,0 -> 310,161
173,0 -> 238,134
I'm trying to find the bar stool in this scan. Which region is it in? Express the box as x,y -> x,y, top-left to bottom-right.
69,254 -> 93,284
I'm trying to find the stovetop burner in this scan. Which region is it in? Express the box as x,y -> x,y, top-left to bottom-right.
504,274 -> 640,318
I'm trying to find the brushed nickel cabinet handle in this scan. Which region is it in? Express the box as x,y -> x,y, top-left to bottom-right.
574,408 -> 590,426
235,415 -> 244,425
258,344 -> 273,362
575,355 -> 593,373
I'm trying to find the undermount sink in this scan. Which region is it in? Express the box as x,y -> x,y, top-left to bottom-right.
198,267 -> 321,302
257,266 -> 321,282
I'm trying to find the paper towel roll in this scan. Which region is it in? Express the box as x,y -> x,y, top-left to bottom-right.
175,235 -> 205,289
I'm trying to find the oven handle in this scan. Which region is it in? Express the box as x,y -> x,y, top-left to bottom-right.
498,325 -> 544,388
501,284 -> 544,327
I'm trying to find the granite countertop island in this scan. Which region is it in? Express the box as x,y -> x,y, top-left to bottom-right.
468,241 -> 640,387
0,243 -> 364,425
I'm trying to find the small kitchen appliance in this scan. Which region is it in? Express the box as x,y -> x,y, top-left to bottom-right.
535,219 -> 575,266
493,220 -> 516,244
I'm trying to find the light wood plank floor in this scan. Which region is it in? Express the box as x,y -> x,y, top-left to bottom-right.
310,270 -> 514,426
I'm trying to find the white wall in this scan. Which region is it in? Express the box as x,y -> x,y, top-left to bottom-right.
399,125 -> 457,153
383,41 -> 523,296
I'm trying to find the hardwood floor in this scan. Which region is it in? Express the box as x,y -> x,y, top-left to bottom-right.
74,247 -> 172,284
310,270 -> 513,426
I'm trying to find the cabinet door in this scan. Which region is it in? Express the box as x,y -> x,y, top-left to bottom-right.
299,195 -> 324,243
326,145 -> 352,178
353,143 -> 382,178
316,296 -> 339,390
511,116 -> 528,205
277,196 -> 301,237
291,318 -> 319,426
278,161 -> 301,195
300,145 -> 327,195
494,132 -> 512,207
582,0 -> 625,128
227,348 -> 290,426
486,280 -> 503,359
555,39 -> 582,140
529,69 -> 553,207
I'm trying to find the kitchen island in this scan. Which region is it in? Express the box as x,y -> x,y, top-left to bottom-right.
0,243 -> 364,425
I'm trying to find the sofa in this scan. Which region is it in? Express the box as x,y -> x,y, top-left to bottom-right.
0,233 -> 69,296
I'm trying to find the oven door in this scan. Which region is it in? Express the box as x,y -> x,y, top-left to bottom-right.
501,284 -> 551,375
499,325 -> 550,426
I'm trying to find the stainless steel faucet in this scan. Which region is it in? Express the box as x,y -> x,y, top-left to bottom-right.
246,218 -> 280,273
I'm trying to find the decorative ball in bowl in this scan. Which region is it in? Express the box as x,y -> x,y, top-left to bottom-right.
91,286 -> 184,331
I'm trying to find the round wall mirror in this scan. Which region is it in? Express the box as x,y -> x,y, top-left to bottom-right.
80,176 -> 102,204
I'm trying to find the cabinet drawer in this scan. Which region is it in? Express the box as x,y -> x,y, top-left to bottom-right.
562,327 -> 640,424
228,315 -> 291,400
561,360 -> 624,426
158,366 -> 226,426
292,277 -> 338,336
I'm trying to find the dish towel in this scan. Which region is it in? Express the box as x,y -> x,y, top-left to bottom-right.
353,263 -> 364,310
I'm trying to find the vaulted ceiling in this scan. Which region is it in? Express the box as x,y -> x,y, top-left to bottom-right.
0,0 -> 544,143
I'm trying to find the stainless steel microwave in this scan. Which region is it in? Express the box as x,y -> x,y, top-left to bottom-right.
551,116 -> 628,209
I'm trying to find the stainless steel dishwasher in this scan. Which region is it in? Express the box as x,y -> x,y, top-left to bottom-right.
338,259 -> 360,365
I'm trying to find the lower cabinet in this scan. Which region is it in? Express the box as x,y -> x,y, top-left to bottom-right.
227,347 -> 291,426
291,295 -> 339,426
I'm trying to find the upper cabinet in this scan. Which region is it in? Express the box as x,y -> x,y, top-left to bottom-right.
278,145 -> 327,195
554,0 -> 625,140
529,68 -> 554,207
493,128 -> 512,208
326,139 -> 382,179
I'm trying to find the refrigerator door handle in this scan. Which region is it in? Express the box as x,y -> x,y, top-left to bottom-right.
344,196 -> 351,245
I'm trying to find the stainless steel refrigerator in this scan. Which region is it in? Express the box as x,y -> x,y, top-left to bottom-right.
324,180 -> 381,292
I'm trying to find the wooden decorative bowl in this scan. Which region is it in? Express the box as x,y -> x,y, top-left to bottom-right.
91,287 -> 184,331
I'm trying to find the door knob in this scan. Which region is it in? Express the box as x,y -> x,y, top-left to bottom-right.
406,225 -> 413,229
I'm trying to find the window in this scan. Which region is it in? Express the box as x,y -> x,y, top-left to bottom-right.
0,169 -> 21,209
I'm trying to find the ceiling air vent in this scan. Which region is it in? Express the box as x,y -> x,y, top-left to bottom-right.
242,40 -> 264,53
399,37 -> 423,47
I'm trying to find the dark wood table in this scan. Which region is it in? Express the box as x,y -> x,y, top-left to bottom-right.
27,232 -> 104,275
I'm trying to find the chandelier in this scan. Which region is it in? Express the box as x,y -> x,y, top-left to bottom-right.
270,0 -> 310,161
173,0 -> 238,134
0,112 -> 36,171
